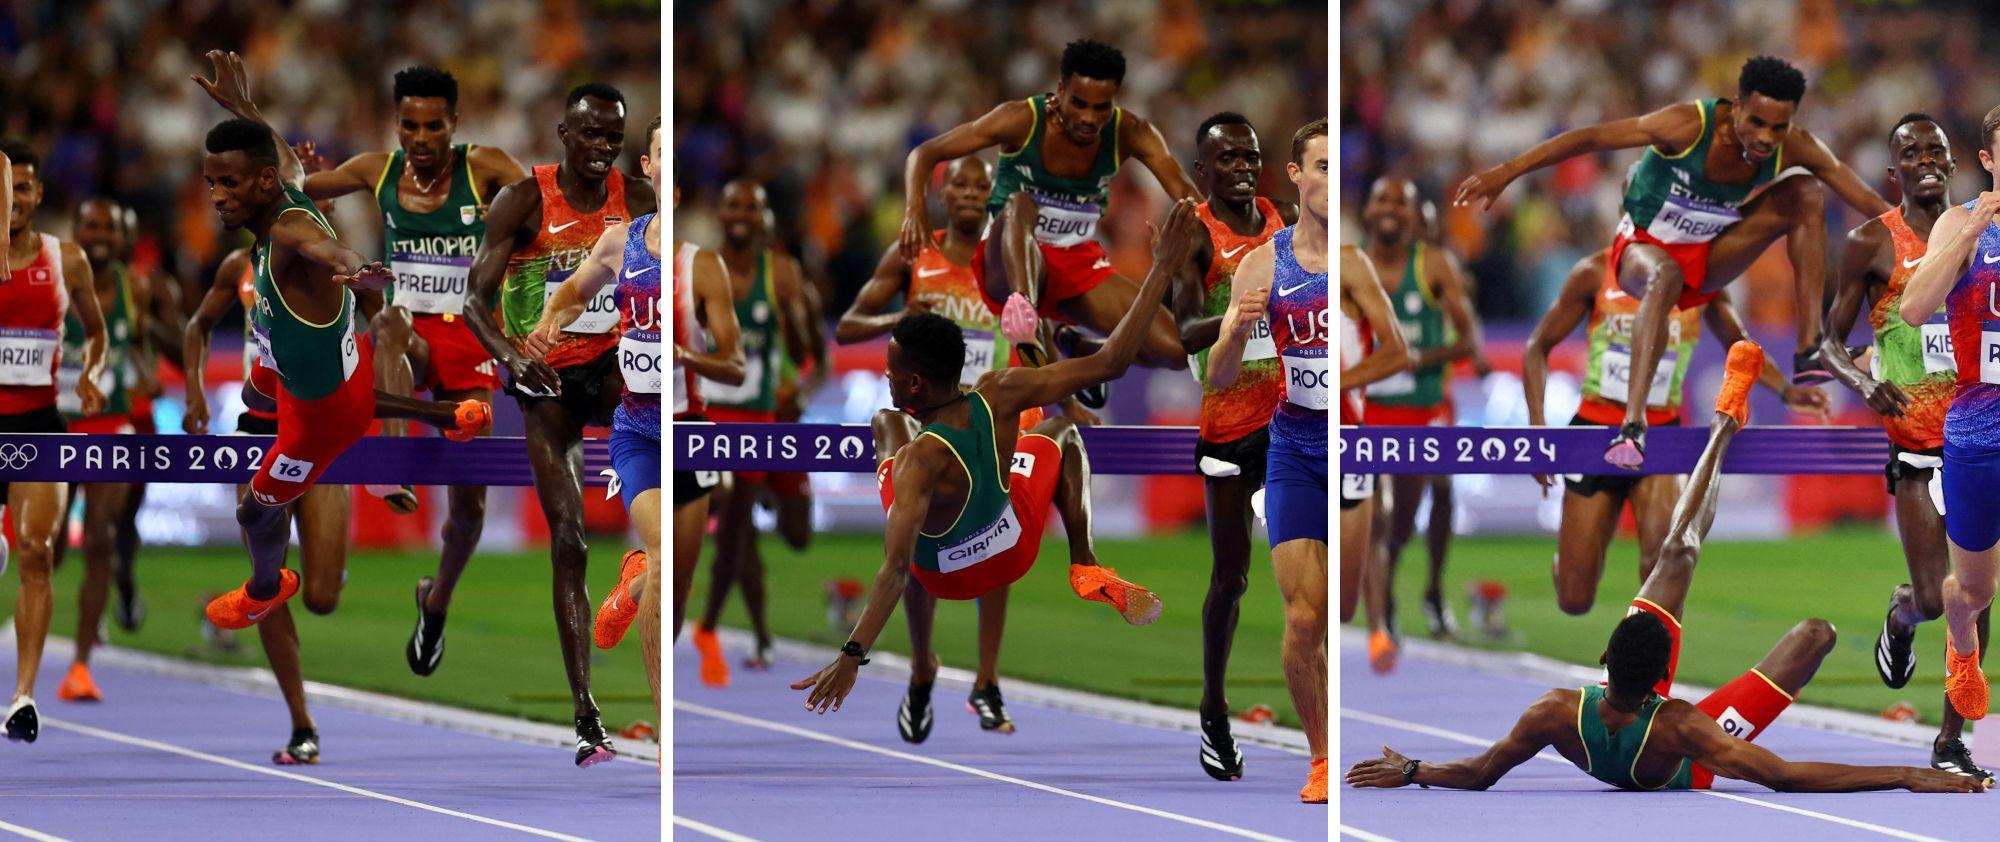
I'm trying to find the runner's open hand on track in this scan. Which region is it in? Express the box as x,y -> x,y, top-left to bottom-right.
790,656 -> 860,714
1904,767 -> 1989,793
1345,746 -> 1416,789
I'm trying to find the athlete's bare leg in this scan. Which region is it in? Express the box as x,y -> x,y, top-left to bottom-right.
251,482 -> 346,735
1055,278 -> 1189,368
371,306 -> 419,439
774,484 -> 811,551
423,385 -> 493,615
1031,416 -> 1098,568
1274,535 -> 1328,760
72,482 -> 132,666
1422,474 -> 1454,613
519,397 -> 599,720
113,482 -> 144,627
632,487 -> 663,722
1701,175 -> 1828,363
1551,485 -> 1627,616
10,481 -> 65,701
1627,473 -> 1683,585
1634,412 -> 1740,623
671,492 -> 708,642
1374,474 -> 1426,632
1613,244 -> 1685,434
1340,493 -> 1371,624
1200,471 -> 1255,719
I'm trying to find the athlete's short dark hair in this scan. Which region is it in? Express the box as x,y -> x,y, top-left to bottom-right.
0,140 -> 37,180
891,312 -> 965,387
647,115 -> 661,149
1196,112 -> 1254,150
566,82 -> 626,110
1981,105 -> 2000,156
393,66 -> 459,111
204,119 -> 278,170
1292,118 -> 1329,164
1604,611 -> 1674,697
1737,55 -> 1806,105
1891,112 -> 1940,144
1060,39 -> 1126,86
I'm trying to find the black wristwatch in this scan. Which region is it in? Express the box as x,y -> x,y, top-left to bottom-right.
1401,758 -> 1428,788
840,641 -> 870,665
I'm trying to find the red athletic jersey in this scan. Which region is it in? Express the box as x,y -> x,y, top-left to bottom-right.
0,234 -> 71,413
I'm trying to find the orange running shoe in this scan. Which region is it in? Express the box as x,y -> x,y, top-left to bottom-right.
1301,757 -> 1328,803
693,625 -> 730,687
57,663 -> 100,703
1946,633 -> 1990,721
1716,341 -> 1763,428
1369,629 -> 1398,674
204,569 -> 301,630
1070,564 -> 1163,625
594,550 -> 649,650
445,400 -> 492,442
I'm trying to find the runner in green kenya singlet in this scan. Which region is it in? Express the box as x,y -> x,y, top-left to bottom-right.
251,187 -> 360,401
1576,684 -> 1694,791
910,392 -> 1014,573
377,143 -> 484,314
987,93 -> 1121,247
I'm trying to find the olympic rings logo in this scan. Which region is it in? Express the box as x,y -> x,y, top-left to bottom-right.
0,443 -> 39,470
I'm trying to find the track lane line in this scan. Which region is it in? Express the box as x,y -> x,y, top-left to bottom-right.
0,818 -> 68,842
672,816 -> 760,841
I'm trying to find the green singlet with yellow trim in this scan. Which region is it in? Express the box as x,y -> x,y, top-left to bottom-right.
250,185 -> 361,401
987,93 -> 1121,248
376,143 -> 485,315
59,262 -> 135,417
1576,684 -> 1693,791
704,250 -> 782,413
912,392 -> 1015,574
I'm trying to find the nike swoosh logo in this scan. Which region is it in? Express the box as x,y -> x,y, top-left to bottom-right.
915,267 -> 949,278
247,605 -> 273,621
1986,253 -> 2000,264
1903,257 -> 1923,268
548,220 -> 580,234
624,266 -> 656,278
1276,281 -> 1314,297
1605,289 -> 1630,300
1221,244 -> 1248,259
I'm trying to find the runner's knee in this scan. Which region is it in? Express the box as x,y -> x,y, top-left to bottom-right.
443,492 -> 487,543
1772,173 -> 1825,217
1791,618 -> 1837,658
1003,191 -> 1038,226
1282,592 -> 1327,641
1912,581 -> 1946,622
1960,572 -> 1997,609
302,587 -> 340,616
372,306 -> 413,350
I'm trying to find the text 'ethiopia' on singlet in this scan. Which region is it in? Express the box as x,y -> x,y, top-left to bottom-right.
499,163 -> 628,369
377,143 -> 485,316
1269,226 -> 1329,457
912,230 -> 1009,387
986,93 -> 1120,248
1620,98 -> 1781,246
1192,199 -> 1284,443
1871,207 -> 1953,451
615,214 -> 662,439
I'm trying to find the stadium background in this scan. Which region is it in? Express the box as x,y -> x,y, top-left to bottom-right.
670,0 -> 1330,724
0,0 -> 663,728
1344,0 -> 1997,729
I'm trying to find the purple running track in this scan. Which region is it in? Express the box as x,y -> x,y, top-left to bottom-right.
0,645 -> 659,841
1340,637 -> 1995,841
672,637 -> 1326,841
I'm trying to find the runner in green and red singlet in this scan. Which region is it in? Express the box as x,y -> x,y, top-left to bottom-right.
1459,56 -> 1890,470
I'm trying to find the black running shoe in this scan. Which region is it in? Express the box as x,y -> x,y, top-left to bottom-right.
575,715 -> 617,768
381,484 -> 420,515
5,697 -> 37,743
1423,592 -> 1458,640
1933,737 -> 1996,787
113,585 -> 145,632
274,727 -> 319,765
1793,343 -> 1834,386
967,683 -> 1015,733
1875,586 -> 1917,690
407,578 -> 446,677
1199,715 -> 1245,781
1075,382 -> 1109,410
897,680 -> 935,744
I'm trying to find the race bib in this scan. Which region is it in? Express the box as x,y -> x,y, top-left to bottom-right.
1643,194 -> 1743,245
339,318 -> 360,382
1340,473 -> 1374,501
1922,315 -> 1955,375
670,359 -> 688,414
1023,191 -> 1101,247
55,358 -> 114,414
1601,342 -> 1675,407
961,328 -> 1000,387
389,253 -> 473,315
935,505 -> 1023,573
620,328 -> 662,394
1282,346 -> 1330,410
1981,320 -> 2000,386
547,280 -> 620,334
0,329 -> 59,386
701,352 -> 763,405
1242,316 -> 1278,362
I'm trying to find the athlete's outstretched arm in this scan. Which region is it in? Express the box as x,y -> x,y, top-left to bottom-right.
60,242 -> 109,417
276,213 -> 387,291
1783,127 -> 1892,217
675,249 -> 745,387
526,223 -> 628,359
899,102 -> 1034,261
182,249 -> 248,434
190,50 -> 303,190
1346,691 -> 1564,791
1703,289 -> 1829,419
1332,246 -> 1409,392
1671,703 -> 1980,792
295,149 -> 387,200
789,446 -> 937,713
978,198 -> 1201,417
1120,114 -> 1198,202
1522,252 -> 1602,428
1822,220 -> 1907,416
1420,247 -> 1480,369
461,178 -> 559,395
1904,199 -> 1992,325
1455,103 -> 1700,210
837,243 -> 919,344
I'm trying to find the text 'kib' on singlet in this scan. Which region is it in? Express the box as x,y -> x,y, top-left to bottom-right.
1576,685 -> 1693,791
1192,199 -> 1285,443
986,93 -> 1120,248
911,231 -> 1009,387
1269,226 -> 1329,457
376,144 -> 486,317
614,214 -> 662,439
1871,207 -> 1954,451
